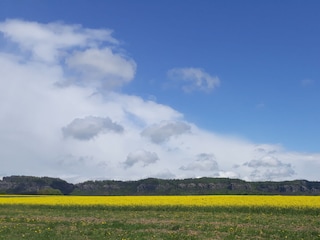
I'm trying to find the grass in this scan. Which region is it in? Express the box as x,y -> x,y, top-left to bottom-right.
0,195 -> 320,239
0,205 -> 320,239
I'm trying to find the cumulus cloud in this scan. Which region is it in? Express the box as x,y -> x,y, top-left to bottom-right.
167,67 -> 220,93
141,121 -> 191,144
0,19 -> 136,90
180,153 -> 219,171
123,150 -> 159,168
62,116 -> 124,140
0,19 -> 319,183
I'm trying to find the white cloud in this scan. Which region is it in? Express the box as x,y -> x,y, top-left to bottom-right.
0,19 -> 117,63
167,67 -> 220,93
0,19 -> 136,91
0,19 -> 319,183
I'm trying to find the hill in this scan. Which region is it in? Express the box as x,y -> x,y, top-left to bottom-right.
1,175 -> 320,195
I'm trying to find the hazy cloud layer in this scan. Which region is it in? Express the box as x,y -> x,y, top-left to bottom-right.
141,121 -> 191,144
244,156 -> 295,181
301,79 -> 315,87
62,116 -> 124,140
1,19 -> 320,183
168,67 -> 220,93
180,153 -> 219,171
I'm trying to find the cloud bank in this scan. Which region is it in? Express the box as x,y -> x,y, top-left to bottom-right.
0,19 -> 319,183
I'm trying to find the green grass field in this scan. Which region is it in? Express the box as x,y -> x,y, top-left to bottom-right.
0,204 -> 320,239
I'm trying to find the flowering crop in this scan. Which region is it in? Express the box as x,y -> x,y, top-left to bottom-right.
0,195 -> 319,209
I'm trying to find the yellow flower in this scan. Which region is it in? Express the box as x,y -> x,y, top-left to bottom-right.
0,195 -> 319,208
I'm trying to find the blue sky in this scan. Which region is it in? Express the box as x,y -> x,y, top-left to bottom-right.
0,1 -> 319,182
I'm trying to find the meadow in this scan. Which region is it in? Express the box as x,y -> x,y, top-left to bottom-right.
0,195 -> 320,239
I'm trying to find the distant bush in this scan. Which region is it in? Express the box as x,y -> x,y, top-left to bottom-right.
38,188 -> 62,195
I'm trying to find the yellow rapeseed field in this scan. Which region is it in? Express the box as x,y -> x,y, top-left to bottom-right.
0,195 -> 320,209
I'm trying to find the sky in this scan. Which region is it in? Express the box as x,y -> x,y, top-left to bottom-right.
0,0 -> 319,183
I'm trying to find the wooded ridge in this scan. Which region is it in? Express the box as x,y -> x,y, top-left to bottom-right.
1,175 -> 320,195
